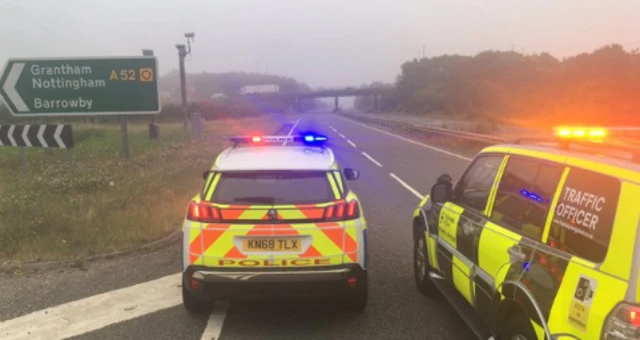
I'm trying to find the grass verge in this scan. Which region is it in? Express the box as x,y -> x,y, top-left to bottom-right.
0,116 -> 282,262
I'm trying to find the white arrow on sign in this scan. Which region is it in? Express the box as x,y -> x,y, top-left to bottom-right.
2,62 -> 29,112
7,125 -> 16,146
54,125 -> 65,148
22,124 -> 31,147
37,125 -> 48,148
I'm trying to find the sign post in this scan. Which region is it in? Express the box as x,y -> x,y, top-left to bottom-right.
0,57 -> 161,117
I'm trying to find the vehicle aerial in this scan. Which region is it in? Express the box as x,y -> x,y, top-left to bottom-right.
411,126 -> 640,340
181,133 -> 368,313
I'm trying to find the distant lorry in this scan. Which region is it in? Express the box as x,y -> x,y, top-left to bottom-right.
240,84 -> 280,94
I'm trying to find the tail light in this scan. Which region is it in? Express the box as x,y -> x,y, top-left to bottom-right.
324,200 -> 360,221
603,302 -> 640,339
187,201 -> 221,223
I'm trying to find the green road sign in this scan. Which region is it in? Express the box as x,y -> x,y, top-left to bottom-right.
0,57 -> 160,117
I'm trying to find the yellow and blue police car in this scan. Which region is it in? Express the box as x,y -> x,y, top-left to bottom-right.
181,133 -> 368,313
412,127 -> 640,340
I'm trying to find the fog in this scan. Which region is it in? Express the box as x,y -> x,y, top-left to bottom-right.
1,0 -> 638,88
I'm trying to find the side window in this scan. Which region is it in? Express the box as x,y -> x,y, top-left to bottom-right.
453,155 -> 504,212
548,167 -> 620,263
491,157 -> 563,240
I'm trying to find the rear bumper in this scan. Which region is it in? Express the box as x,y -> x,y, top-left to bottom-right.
183,264 -> 366,300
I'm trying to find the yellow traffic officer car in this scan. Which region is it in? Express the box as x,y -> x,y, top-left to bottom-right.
412,127 -> 640,340
181,133 -> 368,313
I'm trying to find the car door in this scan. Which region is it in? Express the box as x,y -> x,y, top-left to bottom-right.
436,154 -> 506,305
475,155 -> 565,332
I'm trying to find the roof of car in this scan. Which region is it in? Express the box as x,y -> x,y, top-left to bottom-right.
213,145 -> 337,171
483,143 -> 640,181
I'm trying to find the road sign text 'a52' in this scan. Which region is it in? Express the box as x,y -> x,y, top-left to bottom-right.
0,57 -> 160,117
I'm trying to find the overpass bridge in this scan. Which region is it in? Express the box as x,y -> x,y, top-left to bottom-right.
245,87 -> 392,111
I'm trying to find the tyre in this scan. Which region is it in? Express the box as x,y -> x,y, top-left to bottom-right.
343,274 -> 368,312
182,284 -> 214,314
501,313 -> 538,340
414,230 -> 438,296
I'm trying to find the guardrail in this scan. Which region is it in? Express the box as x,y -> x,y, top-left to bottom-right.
338,112 -> 509,145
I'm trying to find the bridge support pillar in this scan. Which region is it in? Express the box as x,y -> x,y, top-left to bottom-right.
373,94 -> 379,112
333,96 -> 339,112
295,98 -> 301,112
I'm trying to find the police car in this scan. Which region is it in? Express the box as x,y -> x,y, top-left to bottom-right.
412,126 -> 640,340
181,133 -> 368,313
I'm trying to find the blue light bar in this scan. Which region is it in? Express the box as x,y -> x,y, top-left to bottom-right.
299,134 -> 328,144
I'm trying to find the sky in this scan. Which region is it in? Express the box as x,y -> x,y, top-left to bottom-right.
1,0 -> 639,89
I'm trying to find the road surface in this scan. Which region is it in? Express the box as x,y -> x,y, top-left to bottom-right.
0,111 -> 478,340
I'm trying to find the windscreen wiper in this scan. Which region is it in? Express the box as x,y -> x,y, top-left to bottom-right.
232,196 -> 276,204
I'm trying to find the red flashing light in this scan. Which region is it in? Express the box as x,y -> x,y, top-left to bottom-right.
252,136 -> 262,142
347,276 -> 357,287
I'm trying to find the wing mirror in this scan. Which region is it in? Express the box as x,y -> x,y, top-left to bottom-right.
344,168 -> 360,180
202,170 -> 211,180
430,174 -> 453,203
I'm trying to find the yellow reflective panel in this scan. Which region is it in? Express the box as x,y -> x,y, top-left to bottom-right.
205,173 -> 221,201
600,181 -> 640,280
541,166 -> 570,243
510,148 -> 568,164
326,172 -> 341,199
548,261 -> 627,339
333,171 -> 344,194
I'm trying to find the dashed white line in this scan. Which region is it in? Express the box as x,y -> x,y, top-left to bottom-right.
346,139 -> 357,147
389,173 -> 424,200
331,127 -> 337,132
334,115 -> 472,162
338,133 -> 346,138
200,301 -> 230,340
362,152 -> 382,167
283,118 -> 301,146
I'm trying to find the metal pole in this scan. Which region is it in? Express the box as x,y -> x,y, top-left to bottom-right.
143,49 -> 156,127
120,116 -> 130,160
177,44 -> 189,134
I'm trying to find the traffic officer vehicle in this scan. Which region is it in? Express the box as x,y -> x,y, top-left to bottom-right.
412,126 -> 640,340
181,133 -> 368,313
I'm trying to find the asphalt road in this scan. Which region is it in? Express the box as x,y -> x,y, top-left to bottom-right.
0,111 -> 477,340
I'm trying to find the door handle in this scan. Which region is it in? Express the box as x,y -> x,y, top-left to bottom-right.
462,223 -> 474,236
507,245 -> 526,263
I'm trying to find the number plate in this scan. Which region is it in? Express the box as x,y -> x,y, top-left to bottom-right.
242,238 -> 302,252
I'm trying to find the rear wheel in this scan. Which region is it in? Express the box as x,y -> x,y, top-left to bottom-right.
182,285 -> 214,314
414,230 -> 437,296
343,274 -> 368,312
501,313 -> 538,340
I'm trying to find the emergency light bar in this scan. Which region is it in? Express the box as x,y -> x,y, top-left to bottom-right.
224,134 -> 329,147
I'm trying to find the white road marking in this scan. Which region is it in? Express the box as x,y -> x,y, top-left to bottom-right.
200,301 -> 230,340
338,133 -> 346,138
361,152 -> 382,167
283,118 -> 301,146
0,273 -> 182,340
389,173 -> 424,200
331,127 -> 337,132
334,115 -> 472,162
346,139 -> 357,147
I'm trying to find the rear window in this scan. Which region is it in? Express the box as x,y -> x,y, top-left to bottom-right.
211,171 -> 336,204
548,167 -> 621,263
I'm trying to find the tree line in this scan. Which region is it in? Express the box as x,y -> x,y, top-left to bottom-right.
355,44 -> 640,127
